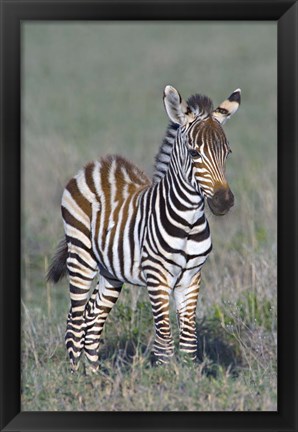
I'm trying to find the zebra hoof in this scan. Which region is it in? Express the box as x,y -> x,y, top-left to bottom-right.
69,357 -> 81,373
153,354 -> 173,367
86,362 -> 100,374
180,353 -> 198,366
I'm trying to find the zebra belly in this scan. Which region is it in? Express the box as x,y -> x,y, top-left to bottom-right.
92,238 -> 146,286
91,225 -> 146,286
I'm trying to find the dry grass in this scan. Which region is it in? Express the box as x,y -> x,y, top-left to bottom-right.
21,279 -> 277,411
21,22 -> 277,411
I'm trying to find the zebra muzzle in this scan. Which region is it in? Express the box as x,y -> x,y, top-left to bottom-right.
207,187 -> 234,215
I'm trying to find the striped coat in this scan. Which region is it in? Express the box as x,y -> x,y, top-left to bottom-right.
48,85 -> 241,371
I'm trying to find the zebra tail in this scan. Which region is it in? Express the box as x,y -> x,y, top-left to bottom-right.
47,238 -> 68,283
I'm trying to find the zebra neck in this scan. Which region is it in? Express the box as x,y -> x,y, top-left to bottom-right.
156,141 -> 205,218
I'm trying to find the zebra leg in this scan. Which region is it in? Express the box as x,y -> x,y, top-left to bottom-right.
173,272 -> 201,361
147,285 -> 174,364
84,275 -> 123,370
65,245 -> 98,372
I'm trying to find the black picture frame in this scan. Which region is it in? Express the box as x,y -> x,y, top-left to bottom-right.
0,1 -> 297,431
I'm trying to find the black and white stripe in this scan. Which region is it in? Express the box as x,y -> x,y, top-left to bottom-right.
48,85 -> 241,370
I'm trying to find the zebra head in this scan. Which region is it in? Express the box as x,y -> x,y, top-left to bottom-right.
163,85 -> 241,215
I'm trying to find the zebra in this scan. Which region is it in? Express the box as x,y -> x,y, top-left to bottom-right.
48,85 -> 241,372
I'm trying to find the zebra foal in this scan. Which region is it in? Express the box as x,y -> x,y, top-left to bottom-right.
48,85 -> 241,371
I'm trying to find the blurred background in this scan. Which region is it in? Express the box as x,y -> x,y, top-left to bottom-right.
21,22 -> 277,411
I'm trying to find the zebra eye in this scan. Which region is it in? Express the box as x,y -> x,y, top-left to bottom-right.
189,148 -> 201,158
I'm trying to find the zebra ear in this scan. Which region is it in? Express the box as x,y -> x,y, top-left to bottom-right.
163,85 -> 195,126
212,89 -> 241,125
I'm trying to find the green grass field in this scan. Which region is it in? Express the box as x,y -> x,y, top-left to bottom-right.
21,22 -> 277,411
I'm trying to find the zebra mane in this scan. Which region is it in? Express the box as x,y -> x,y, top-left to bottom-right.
187,93 -> 214,117
152,93 -> 214,183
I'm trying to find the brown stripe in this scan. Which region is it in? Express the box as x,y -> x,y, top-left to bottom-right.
85,162 -> 98,198
66,177 -> 91,217
62,206 -> 90,239
100,160 -> 111,251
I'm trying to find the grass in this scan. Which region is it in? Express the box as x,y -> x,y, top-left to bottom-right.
21,22 -> 277,411
22,280 -> 277,411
